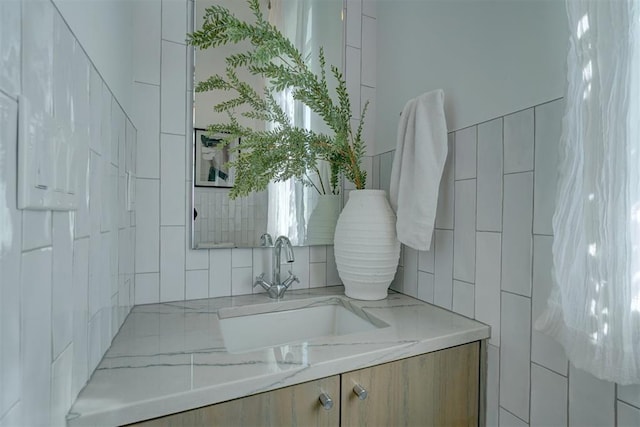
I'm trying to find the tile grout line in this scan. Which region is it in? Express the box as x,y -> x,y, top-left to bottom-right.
473,124 -> 479,285
497,108 -> 506,416
182,0 -> 190,302
500,405 -> 529,425
0,87 -> 18,101
158,0 -> 164,304
133,80 -> 160,87
529,104 -> 538,424
501,288 -> 532,299
531,360 -> 568,379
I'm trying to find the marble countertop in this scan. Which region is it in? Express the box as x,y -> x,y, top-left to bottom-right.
67,287 -> 490,426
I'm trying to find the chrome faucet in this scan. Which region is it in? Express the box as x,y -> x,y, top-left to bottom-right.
253,235 -> 299,299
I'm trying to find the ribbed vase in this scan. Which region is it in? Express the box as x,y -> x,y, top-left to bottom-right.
334,190 -> 400,300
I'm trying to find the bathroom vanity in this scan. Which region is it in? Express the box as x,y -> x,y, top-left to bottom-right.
67,287 -> 490,426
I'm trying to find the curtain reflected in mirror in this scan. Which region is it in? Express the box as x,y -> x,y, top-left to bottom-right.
191,0 -> 344,249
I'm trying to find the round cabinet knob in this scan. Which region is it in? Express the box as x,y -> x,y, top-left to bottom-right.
353,384 -> 368,400
318,392 -> 334,410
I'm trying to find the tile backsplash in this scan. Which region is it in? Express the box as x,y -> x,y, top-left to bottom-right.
379,98 -> 640,426
0,1 -> 136,425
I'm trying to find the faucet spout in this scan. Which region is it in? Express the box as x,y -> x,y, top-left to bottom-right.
253,236 -> 298,299
273,236 -> 294,286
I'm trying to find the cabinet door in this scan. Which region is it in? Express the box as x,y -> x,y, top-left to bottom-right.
340,342 -> 480,427
130,375 -> 340,427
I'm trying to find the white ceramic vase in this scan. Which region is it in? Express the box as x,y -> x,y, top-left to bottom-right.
333,189 -> 400,300
306,195 -> 340,245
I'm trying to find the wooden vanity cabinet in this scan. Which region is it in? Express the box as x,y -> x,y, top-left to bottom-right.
341,342 -> 479,427
128,342 -> 481,427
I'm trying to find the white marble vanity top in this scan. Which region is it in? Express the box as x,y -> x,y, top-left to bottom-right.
67,287 -> 490,426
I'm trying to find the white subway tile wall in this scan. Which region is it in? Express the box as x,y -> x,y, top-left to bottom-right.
361,16 -> 377,88
133,0 -> 161,85
499,408 -> 528,427
133,82 -> 161,179
618,384 -> 640,409
501,171 -> 534,297
532,235 -> 568,375
500,291 -> 531,421
160,226 -> 187,301
618,401 -> 640,427
185,269 -> 209,300
0,1 -> 137,424
346,0 -> 362,49
433,229 -> 454,309
361,85 -> 377,155
530,363 -> 568,427
452,280 -> 475,318
160,133 -> 186,226
454,125 -> 477,180
453,178 -> 476,283
372,98 -> 640,426
533,100 -> 564,236
569,364 -> 616,426
475,231 -> 502,347
401,246 -> 419,298
160,40 -> 187,135
503,109 -> 534,174
476,118 -> 503,232
435,133 -> 455,229
417,271 -> 435,304
346,45 -> 362,119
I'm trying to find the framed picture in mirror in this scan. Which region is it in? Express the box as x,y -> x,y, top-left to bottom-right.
194,128 -> 237,188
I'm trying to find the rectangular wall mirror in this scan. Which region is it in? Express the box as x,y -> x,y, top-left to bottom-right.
190,0 -> 346,249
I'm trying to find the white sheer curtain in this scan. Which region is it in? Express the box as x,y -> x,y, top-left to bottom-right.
536,0 -> 640,384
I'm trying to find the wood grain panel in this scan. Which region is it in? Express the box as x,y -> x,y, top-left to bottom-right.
340,342 -> 480,427
479,340 -> 488,427
129,375 -> 340,427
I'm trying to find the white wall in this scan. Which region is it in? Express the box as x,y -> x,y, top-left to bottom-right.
0,1 -> 137,425
374,0 -> 568,154
53,0 -> 135,113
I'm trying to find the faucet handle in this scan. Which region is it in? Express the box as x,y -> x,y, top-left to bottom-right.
288,270 -> 299,282
253,273 -> 266,288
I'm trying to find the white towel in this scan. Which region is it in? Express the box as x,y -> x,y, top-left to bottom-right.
389,90 -> 448,251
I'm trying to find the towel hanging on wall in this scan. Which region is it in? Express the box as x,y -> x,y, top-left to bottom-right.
389,89 -> 448,251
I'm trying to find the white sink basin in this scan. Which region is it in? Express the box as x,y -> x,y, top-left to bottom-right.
218,298 -> 388,353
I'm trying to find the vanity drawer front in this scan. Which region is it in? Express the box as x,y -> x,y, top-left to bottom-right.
340,342 -> 480,427
127,375 -> 340,427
